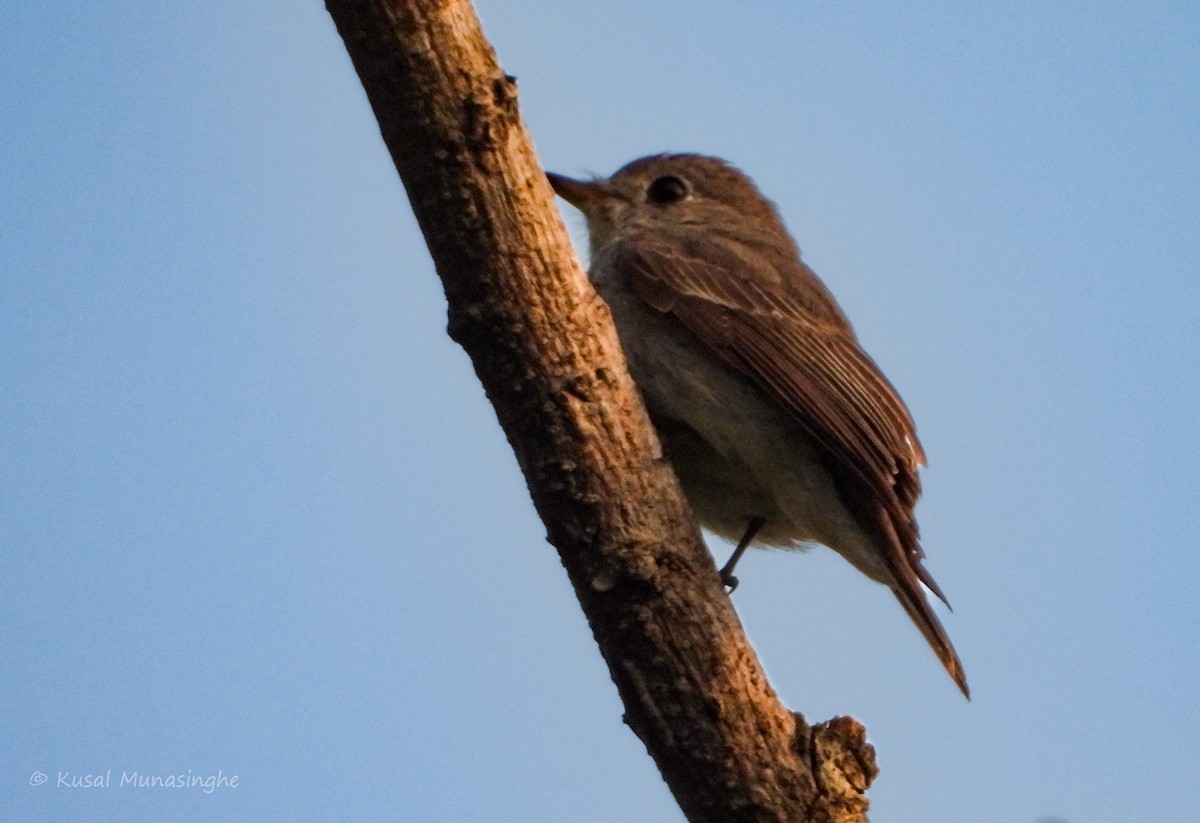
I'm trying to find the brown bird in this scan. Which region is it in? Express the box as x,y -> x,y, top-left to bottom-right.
548,154 -> 968,697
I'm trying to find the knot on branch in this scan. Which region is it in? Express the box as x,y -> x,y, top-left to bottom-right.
463,73 -> 519,169
796,713 -> 877,818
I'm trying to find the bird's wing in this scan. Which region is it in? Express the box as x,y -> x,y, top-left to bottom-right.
613,230 -> 968,696
614,230 -> 924,513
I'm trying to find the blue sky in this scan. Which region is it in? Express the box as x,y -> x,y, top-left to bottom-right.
2,2 -> 1197,821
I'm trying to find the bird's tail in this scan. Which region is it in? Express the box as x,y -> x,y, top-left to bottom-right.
890,575 -> 969,699
857,498 -> 970,698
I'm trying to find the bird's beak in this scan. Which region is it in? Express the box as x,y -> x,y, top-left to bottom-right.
546,172 -> 619,212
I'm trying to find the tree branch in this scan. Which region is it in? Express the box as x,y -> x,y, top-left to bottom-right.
325,1 -> 877,819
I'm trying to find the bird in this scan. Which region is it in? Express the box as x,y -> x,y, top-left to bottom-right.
547,153 -> 968,697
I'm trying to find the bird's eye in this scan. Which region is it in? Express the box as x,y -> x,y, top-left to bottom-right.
646,175 -> 688,204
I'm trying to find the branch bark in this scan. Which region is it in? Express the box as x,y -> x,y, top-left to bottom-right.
325,2 -> 878,820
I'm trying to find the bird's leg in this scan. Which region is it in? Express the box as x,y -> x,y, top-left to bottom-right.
719,516 -> 765,592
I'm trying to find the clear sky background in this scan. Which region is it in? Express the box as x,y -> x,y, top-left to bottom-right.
3,3 -> 1197,821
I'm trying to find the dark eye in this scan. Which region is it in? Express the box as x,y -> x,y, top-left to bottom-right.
647,175 -> 688,204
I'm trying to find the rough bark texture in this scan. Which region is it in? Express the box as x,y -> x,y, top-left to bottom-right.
326,2 -> 878,820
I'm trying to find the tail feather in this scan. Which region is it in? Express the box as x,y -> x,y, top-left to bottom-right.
890,580 -> 969,699
914,563 -> 952,610
871,507 -> 970,698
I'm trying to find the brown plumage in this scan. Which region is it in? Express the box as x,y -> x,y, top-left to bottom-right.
549,154 -> 967,697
